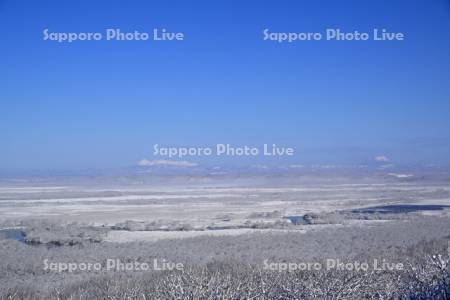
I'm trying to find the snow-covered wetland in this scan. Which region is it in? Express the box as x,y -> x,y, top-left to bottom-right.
1,173 -> 450,298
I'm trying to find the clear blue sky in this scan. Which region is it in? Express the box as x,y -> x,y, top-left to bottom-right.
1,0 -> 450,170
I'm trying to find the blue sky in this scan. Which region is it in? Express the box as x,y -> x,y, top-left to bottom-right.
1,0 -> 450,170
